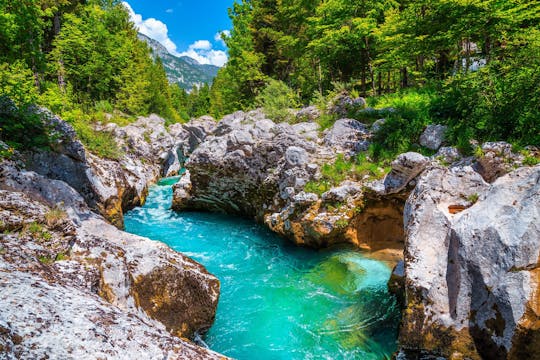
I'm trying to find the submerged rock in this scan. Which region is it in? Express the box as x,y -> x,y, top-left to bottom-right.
400,164 -> 540,359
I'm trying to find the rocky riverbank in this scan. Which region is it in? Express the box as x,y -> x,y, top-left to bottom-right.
0,105 -> 226,358
1,101 -> 539,359
171,108 -> 540,359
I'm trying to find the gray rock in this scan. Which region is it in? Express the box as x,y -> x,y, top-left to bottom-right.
0,271 -> 225,360
292,122 -> 320,141
370,118 -> 386,133
321,182 -> 362,203
285,146 -> 309,167
323,119 -> 371,155
292,191 -> 319,206
179,115 -> 217,154
419,124 -> 447,150
295,105 -> 321,122
172,171 -> 193,211
329,93 -> 366,116
383,152 -> 430,194
0,167 -> 223,357
400,165 -> 540,359
435,146 -> 461,164
473,141 -> 525,182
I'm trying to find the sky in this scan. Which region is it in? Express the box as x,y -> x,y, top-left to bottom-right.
122,1 -> 233,67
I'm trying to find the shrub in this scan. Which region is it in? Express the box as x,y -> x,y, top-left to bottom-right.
63,109 -> 123,160
0,96 -> 51,150
0,61 -> 38,106
45,206 -> 67,227
432,34 -> 540,148
255,79 -> 300,123
369,89 -> 437,159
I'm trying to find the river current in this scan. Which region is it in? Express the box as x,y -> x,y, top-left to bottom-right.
124,176 -> 399,359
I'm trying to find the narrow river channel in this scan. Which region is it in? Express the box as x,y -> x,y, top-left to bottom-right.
124,176 -> 399,359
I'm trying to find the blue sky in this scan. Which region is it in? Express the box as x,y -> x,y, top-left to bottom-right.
122,1 -> 233,66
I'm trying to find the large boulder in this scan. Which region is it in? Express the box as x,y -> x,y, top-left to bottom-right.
399,164 -> 540,359
173,111 -> 319,219
473,141 -> 527,183
0,270 -> 225,360
382,152 -> 430,194
323,118 -> 371,155
419,124 -> 447,150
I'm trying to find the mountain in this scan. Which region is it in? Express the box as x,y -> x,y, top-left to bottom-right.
138,33 -> 219,90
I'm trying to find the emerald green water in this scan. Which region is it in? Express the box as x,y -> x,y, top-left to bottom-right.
124,177 -> 399,359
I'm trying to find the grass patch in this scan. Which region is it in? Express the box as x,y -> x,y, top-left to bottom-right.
63,109 -> 124,160
45,206 -> 67,227
305,153 -> 390,195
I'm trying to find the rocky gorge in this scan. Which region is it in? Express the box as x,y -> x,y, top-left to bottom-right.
1,100 -> 539,359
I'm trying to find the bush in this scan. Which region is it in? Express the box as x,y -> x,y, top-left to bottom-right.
63,109 -> 123,160
0,96 -> 51,150
369,89 -> 437,159
0,61 -> 38,106
432,33 -> 540,149
255,79 -> 300,122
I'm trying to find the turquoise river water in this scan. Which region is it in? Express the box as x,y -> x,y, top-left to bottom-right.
124,177 -> 399,359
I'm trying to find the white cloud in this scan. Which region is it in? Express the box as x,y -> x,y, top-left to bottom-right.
179,43 -> 228,67
165,8 -> 173,13
122,2 -> 179,55
190,40 -> 212,50
214,30 -> 230,45
123,2 -> 228,67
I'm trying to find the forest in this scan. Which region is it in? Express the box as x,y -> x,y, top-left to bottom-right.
1,0 -> 539,159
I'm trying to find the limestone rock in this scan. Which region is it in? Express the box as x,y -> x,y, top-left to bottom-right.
473,141 -> 526,183
435,146 -> 461,164
419,124 -> 447,150
23,111 -> 182,227
0,271 -> 225,360
328,93 -> 366,117
0,162 -> 219,358
323,118 -> 371,155
383,152 -> 430,194
292,122 -> 320,141
295,105 -> 321,122
400,165 -> 540,359
172,170 -> 193,211
178,111 -> 319,218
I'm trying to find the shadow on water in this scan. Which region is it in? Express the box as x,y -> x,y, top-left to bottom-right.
124,177 -> 400,360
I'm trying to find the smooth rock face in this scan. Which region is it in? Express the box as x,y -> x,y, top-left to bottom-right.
400,165 -> 540,359
419,124 -> 447,150
0,162 -> 223,358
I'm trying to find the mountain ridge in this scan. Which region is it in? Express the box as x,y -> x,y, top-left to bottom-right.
138,33 -> 219,90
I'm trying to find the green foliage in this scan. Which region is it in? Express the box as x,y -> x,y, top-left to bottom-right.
255,79 -> 300,122
0,61 -> 39,105
0,97 -> 51,150
304,153 -> 390,195
63,109 -> 123,159
432,32 -> 540,147
466,193 -> 479,204
370,89 -> 438,158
